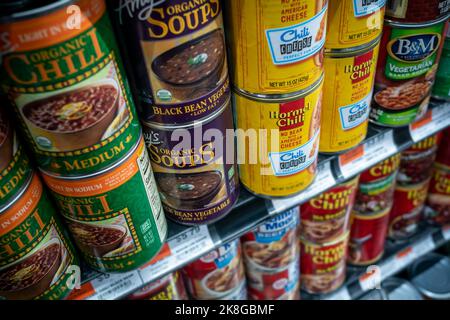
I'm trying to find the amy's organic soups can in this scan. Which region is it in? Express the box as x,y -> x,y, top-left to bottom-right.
41,137 -> 168,273
234,77 -> 323,198
0,0 -> 141,176
320,39 -> 379,153
0,173 -> 79,300
225,0 -> 327,95
326,0 -> 385,51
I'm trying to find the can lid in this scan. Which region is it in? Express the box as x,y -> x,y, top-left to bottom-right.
325,36 -> 381,57
300,231 -> 350,247
382,278 -> 423,300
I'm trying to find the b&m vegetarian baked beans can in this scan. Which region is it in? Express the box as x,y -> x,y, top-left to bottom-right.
142,101 -> 238,225
300,232 -> 349,294
0,0 -> 141,176
432,24 -> 450,101
234,77 -> 323,198
300,176 -> 359,243
325,0 -> 385,51
385,0 -> 449,24
370,17 -> 448,127
182,240 -> 247,300
0,173 -> 79,300
110,0 -> 230,125
127,271 -> 188,300
41,137 -> 168,273
320,39 -> 379,153
241,207 -> 300,300
225,0 -> 327,95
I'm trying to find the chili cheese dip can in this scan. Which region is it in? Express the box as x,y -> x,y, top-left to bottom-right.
385,0 -> 449,24
325,0 -> 386,51
370,17 -> 448,127
432,24 -> 450,101
300,176 -> 359,244
0,173 -> 79,300
127,271 -> 188,300
241,207 -> 300,300
234,77 -> 323,198
0,0 -> 141,176
320,39 -> 380,153
182,240 -> 246,300
142,101 -> 239,225
41,136 -> 168,273
110,0 -> 230,125
224,0 -> 327,95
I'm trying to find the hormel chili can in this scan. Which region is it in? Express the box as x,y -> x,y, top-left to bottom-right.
348,208 -> 390,266
300,232 -> 349,295
397,133 -> 442,186
127,271 -> 188,300
359,153 -> 401,184
182,240 -> 246,300
241,207 -> 300,300
41,136 -> 168,273
388,178 -> 431,240
300,176 -> 359,243
385,0 -> 449,24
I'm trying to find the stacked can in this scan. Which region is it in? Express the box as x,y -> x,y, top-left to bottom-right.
109,0 -> 239,225
241,207 -> 300,300
319,0 -> 384,153
182,240 -> 247,300
299,176 -> 359,294
388,134 -> 442,240
127,271 -> 188,300
348,154 -> 401,266
0,104 -> 79,300
0,0 -> 167,273
370,1 -> 449,127
432,20 -> 450,101
225,0 -> 326,197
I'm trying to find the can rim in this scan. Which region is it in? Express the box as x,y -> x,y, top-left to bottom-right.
0,172 -> 34,214
300,231 -> 350,247
325,36 -> 381,57
351,206 -> 392,219
0,0 -> 74,23
384,14 -> 450,28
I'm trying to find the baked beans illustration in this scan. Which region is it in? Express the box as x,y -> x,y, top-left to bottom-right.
127,272 -> 188,300
385,0 -> 449,23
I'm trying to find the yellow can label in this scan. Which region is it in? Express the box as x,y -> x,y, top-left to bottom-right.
320,43 -> 379,153
326,0 -> 385,50
234,81 -> 323,197
225,0 -> 328,95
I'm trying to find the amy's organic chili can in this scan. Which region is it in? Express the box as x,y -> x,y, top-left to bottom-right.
182,240 -> 246,300
320,39 -> 379,153
127,271 -> 188,300
234,77 -> 323,198
432,24 -> 450,101
300,176 -> 359,243
370,18 -> 448,127
0,0 -> 141,176
385,0 -> 449,24
142,101 -> 239,225
241,207 -> 300,300
348,208 -> 390,266
0,173 -> 79,300
388,178 -> 431,240
110,0 -> 230,125
300,232 -> 349,294
41,137 -> 168,273
225,0 -> 327,95
325,0 -> 385,51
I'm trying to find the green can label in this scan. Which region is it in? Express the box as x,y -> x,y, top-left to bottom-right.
0,0 -> 140,176
432,34 -> 450,100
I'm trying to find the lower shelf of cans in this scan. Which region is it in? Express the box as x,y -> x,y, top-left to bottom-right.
70,102 -> 450,300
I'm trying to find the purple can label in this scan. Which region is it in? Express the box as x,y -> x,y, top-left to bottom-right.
142,102 -> 239,225
112,0 -> 230,125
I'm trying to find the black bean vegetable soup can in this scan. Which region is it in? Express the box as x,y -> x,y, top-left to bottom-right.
110,0 -> 230,125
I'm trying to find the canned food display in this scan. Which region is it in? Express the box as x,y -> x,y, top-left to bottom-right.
127,271 -> 188,300
241,207 -> 300,300
0,173 -> 78,300
385,0 -> 449,23
234,78 -> 323,198
300,232 -> 349,294
348,207 -> 390,266
432,23 -> 450,101
110,0 -> 230,125
320,40 -> 379,153
326,0 -> 386,51
300,176 -> 359,243
225,0 -> 327,95
142,102 -> 238,225
182,240 -> 246,300
371,18 -> 448,127
41,137 -> 167,273
0,0 -> 141,176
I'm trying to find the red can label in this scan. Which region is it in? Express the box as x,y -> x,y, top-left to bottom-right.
348,208 -> 390,266
425,162 -> 450,225
300,176 -> 359,243
127,271 -> 187,300
354,172 -> 397,214
359,154 -> 401,184
385,0 -> 449,23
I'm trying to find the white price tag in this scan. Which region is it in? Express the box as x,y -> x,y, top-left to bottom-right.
270,161 -> 336,214
139,254 -> 175,284
359,266 -> 383,292
325,287 -> 352,300
412,236 -> 435,257
88,270 -> 142,300
168,225 -> 214,259
409,104 -> 450,142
